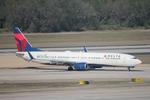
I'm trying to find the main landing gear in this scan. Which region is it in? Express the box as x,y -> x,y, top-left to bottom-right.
128,67 -> 131,71
68,66 -> 73,71
128,66 -> 134,71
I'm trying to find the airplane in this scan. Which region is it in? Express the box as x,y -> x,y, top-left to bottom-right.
13,27 -> 142,71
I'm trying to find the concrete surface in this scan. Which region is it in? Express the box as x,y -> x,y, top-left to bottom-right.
0,65 -> 150,100
0,65 -> 149,83
0,45 -> 150,54
0,46 -> 150,100
0,84 -> 150,100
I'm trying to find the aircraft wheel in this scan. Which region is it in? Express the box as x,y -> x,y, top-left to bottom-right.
68,66 -> 73,71
128,67 -> 131,71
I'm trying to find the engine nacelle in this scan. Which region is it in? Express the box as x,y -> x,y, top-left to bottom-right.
73,63 -> 88,71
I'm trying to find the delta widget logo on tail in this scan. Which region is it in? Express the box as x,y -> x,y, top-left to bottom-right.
13,27 -> 41,52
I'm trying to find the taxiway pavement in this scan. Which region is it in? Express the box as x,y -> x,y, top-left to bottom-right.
0,45 -> 150,54
0,45 -> 150,100
0,65 -> 150,100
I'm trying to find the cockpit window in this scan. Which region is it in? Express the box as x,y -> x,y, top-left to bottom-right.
132,57 -> 137,59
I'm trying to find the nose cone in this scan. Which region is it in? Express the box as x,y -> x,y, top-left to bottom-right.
136,59 -> 142,65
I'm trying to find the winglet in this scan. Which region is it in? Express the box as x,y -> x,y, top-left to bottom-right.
83,46 -> 88,52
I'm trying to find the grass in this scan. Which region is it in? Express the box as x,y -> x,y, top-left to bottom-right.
0,29 -> 150,48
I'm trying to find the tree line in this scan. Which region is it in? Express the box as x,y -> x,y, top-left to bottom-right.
0,0 -> 150,32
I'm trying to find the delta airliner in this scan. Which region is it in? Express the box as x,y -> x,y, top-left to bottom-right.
13,27 -> 142,71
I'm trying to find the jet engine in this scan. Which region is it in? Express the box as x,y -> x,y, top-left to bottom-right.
73,63 -> 88,71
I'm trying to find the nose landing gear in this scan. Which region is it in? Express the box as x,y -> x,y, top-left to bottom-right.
128,67 -> 131,71
128,66 -> 134,71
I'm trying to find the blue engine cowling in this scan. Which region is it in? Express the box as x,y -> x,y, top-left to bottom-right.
73,63 -> 87,71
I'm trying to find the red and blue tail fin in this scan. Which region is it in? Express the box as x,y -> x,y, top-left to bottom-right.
13,27 -> 41,52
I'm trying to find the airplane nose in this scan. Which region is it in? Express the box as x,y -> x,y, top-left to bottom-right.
136,59 -> 142,65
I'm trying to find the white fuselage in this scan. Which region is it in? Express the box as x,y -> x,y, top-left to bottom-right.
16,51 -> 142,67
